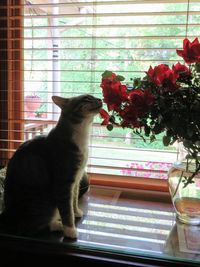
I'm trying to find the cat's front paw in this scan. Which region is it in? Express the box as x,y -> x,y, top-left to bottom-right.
74,208 -> 84,218
63,226 -> 78,239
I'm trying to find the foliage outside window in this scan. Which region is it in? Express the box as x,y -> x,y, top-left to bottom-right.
23,0 -> 200,179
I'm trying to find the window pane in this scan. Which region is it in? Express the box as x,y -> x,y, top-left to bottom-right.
22,0 -> 200,180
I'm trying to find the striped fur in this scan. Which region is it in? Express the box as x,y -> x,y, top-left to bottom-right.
0,94 -> 102,238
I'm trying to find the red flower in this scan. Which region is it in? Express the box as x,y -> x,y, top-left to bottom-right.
119,89 -> 154,129
146,64 -> 179,88
99,108 -> 110,125
172,62 -> 191,79
176,38 -> 200,64
100,74 -> 128,111
129,89 -> 155,117
120,105 -> 141,128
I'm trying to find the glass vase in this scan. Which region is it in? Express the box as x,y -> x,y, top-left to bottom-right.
168,160 -> 200,225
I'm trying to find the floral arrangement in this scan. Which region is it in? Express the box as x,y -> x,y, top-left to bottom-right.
99,38 -> 200,187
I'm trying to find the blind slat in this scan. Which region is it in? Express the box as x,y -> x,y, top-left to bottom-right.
2,10 -> 198,19
1,35 -> 198,41
3,23 -> 200,30
2,0 -> 200,9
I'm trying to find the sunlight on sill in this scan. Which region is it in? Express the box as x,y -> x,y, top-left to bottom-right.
88,202 -> 174,216
87,210 -> 173,226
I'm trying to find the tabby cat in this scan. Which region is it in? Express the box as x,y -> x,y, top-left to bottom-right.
0,94 -> 102,239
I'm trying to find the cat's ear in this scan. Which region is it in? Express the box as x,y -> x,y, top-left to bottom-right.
52,96 -> 69,109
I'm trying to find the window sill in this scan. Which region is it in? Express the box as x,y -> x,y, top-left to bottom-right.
0,185 -> 199,267
89,173 -> 169,192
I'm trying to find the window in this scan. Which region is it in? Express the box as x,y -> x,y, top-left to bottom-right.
1,0 -> 200,189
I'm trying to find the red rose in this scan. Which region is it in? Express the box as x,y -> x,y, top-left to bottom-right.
176,38 -> 200,64
120,105 -> 141,128
100,74 -> 128,111
172,62 -> 191,79
130,89 -> 155,117
146,64 -> 167,86
146,64 -> 178,89
119,89 -> 154,129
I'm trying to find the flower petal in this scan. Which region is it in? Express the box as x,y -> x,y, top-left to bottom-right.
99,108 -> 110,125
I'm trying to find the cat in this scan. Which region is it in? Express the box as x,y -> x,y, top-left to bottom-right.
0,94 -> 102,239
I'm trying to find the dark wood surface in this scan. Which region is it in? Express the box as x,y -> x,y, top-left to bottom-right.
0,186 -> 200,267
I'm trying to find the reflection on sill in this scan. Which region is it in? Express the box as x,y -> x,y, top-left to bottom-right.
82,220 -> 170,235
75,186 -> 200,262
78,239 -> 163,255
75,186 -> 175,257
78,228 -> 166,244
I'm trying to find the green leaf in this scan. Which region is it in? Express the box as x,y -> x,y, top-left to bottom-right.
133,78 -> 141,88
150,134 -> 156,143
163,135 -> 171,146
186,154 -> 193,159
107,124 -> 113,131
109,115 -> 115,123
144,125 -> 150,136
153,124 -> 163,135
183,139 -> 192,148
116,75 -> 125,81
166,129 -> 173,137
102,70 -> 113,79
187,128 -> 194,138
195,62 -> 200,72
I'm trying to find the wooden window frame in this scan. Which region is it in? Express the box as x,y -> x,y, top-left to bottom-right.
0,0 -> 23,167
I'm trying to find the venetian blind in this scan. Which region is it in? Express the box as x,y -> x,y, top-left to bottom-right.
0,0 -> 200,184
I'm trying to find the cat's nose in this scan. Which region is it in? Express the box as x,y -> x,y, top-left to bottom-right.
97,98 -> 103,106
97,98 -> 102,103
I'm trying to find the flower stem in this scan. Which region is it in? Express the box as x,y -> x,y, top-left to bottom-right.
183,162 -> 200,188
172,170 -> 184,198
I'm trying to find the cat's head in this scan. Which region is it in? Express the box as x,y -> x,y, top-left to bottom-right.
52,94 -> 102,123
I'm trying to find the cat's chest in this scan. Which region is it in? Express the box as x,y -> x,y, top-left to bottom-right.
77,142 -> 88,166
72,125 -> 90,165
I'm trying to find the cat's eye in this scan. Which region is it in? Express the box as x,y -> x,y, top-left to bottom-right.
83,95 -> 94,102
